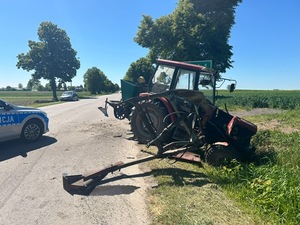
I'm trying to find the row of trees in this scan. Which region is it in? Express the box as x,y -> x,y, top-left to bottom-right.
0,82 -> 84,92
16,0 -> 241,98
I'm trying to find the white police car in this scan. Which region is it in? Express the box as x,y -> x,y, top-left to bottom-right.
0,99 -> 49,143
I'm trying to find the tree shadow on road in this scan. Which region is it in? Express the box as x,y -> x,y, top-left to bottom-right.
0,136 -> 57,162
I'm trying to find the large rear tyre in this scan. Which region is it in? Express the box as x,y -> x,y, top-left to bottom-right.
130,100 -> 170,144
205,144 -> 241,166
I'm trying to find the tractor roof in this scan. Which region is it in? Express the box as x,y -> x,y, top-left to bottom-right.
156,59 -> 215,73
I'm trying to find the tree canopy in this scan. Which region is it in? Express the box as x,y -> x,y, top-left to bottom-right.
83,67 -> 119,94
134,0 -> 242,73
16,21 -> 80,100
123,57 -> 155,83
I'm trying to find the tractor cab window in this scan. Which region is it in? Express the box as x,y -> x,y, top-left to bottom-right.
175,69 -> 196,90
151,65 -> 175,93
198,72 -> 214,102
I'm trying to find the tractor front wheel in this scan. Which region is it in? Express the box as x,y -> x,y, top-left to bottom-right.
205,144 -> 241,166
130,100 -> 170,144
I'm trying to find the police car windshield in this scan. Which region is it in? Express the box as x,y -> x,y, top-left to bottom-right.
0,100 -> 12,110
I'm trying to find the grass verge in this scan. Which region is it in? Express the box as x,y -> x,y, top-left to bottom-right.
144,109 -> 300,225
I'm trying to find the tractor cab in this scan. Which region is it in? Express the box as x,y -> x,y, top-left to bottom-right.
100,58 -> 236,119
149,59 -> 216,104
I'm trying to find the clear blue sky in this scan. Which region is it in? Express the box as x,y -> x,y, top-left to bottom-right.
1,0 -> 299,90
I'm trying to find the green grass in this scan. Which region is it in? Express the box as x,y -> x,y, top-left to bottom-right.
206,126 -> 300,224
144,156 -> 259,225
205,110 -> 300,224
145,96 -> 300,224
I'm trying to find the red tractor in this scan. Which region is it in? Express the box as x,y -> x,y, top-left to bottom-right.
62,59 -> 258,195
99,59 -> 257,166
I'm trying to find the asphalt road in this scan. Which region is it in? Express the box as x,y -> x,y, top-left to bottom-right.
0,93 -> 150,225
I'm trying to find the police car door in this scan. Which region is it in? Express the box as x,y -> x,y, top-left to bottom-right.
0,100 -> 20,141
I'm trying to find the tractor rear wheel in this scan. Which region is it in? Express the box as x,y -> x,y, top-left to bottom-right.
205,144 -> 241,166
130,100 -> 170,144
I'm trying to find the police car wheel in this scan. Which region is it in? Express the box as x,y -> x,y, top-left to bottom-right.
21,120 -> 43,142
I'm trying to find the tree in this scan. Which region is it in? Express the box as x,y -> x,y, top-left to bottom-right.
123,57 -> 155,83
6,86 -> 13,91
83,67 -> 107,94
114,83 -> 120,92
57,79 -> 67,91
16,21 -> 80,101
134,0 -> 242,73
18,83 -> 23,90
26,78 -> 39,90
103,79 -> 115,93
84,67 -> 119,94
45,83 -> 52,91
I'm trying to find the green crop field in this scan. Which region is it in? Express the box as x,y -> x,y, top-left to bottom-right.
215,89 -> 300,110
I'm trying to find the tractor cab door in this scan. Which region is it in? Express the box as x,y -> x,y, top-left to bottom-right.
174,69 -> 215,103
197,72 -> 215,103
174,69 -> 196,90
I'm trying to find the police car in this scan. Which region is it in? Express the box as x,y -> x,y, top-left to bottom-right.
0,99 -> 49,143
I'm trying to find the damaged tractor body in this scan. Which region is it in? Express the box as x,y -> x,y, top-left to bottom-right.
63,59 -> 257,195
99,59 -> 256,163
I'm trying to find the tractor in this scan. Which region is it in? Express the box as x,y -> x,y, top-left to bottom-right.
99,59 -> 257,165
63,59 -> 257,195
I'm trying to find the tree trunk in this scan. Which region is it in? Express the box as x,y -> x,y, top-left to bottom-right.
50,78 -> 58,101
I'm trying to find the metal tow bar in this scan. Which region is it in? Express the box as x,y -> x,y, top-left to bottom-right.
62,148 -> 201,195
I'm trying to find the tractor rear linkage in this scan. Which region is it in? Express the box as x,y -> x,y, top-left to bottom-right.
63,90 -> 208,195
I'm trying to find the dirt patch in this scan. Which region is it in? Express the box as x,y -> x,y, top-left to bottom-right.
232,108 -> 299,133
257,119 -> 299,133
231,108 -> 283,117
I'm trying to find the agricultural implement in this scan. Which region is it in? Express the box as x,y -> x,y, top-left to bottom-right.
62,146 -> 201,195
63,59 -> 257,195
